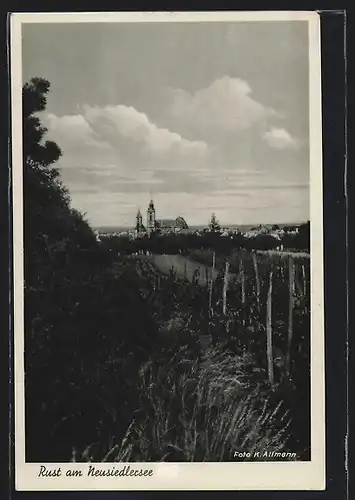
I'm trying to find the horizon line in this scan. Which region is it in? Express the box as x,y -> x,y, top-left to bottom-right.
95,220 -> 309,229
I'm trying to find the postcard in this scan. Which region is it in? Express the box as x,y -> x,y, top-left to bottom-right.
10,10 -> 325,491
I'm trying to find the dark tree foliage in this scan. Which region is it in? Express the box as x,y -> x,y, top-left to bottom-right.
208,212 -> 220,232
298,221 -> 310,251
281,222 -> 310,252
23,78 -> 157,461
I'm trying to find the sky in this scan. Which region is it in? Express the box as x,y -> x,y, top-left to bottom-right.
22,20 -> 310,228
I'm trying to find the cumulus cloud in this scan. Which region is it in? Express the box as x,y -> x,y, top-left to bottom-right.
165,76 -> 277,141
44,105 -> 208,158
81,104 -> 208,155
262,127 -> 298,150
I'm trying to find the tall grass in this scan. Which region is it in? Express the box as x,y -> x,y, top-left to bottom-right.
72,342 -> 294,463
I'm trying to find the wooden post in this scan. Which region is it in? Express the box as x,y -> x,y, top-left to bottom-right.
205,267 -> 209,287
302,263 -> 306,296
239,259 -> 246,326
239,259 -> 246,305
196,267 -> 200,286
209,252 -> 216,318
222,261 -> 230,316
286,256 -> 295,376
294,264 -> 304,297
252,252 -> 260,312
266,267 -> 274,386
281,263 -> 284,279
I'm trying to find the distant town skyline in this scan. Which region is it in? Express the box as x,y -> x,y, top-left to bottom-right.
95,200 -> 308,231
22,20 -> 310,227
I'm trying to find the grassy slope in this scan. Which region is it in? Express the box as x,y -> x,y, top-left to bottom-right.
70,255 -> 309,462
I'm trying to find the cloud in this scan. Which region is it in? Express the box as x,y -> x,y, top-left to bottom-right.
165,76 -> 277,142
42,104 -> 209,175
42,104 -> 208,175
39,77 -> 306,227
81,104 -> 208,156
262,127 -> 298,150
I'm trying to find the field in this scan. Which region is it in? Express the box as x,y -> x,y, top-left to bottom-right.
151,254 -> 221,285
149,251 -> 309,285
142,250 -> 310,369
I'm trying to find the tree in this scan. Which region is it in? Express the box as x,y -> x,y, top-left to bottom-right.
23,78 -> 161,462
23,78 -> 61,166
23,78 -> 97,279
208,213 -> 221,232
23,78 -> 101,458
297,221 -> 310,251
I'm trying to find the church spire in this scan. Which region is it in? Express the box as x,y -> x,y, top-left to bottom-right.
147,195 -> 156,236
148,189 -> 154,209
136,207 -> 143,235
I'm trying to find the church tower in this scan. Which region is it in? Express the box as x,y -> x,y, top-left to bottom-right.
135,209 -> 143,236
147,199 -> 156,236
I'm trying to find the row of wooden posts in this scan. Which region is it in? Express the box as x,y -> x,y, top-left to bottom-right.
207,252 -> 308,385
153,252 -> 308,386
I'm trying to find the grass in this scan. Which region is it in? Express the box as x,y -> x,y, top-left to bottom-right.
66,252 -> 309,464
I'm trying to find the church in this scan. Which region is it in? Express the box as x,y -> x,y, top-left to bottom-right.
135,199 -> 189,237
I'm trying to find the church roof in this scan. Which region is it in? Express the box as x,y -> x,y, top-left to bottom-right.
175,216 -> 189,228
156,217 -> 189,229
156,219 -> 178,227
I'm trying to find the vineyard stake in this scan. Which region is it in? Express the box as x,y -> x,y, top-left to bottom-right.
209,252 -> 215,318
239,259 -> 246,305
239,259 -> 246,327
266,267 -> 274,386
196,267 -> 200,286
286,255 -> 295,377
294,264 -> 304,297
302,263 -> 306,296
252,252 -> 260,313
